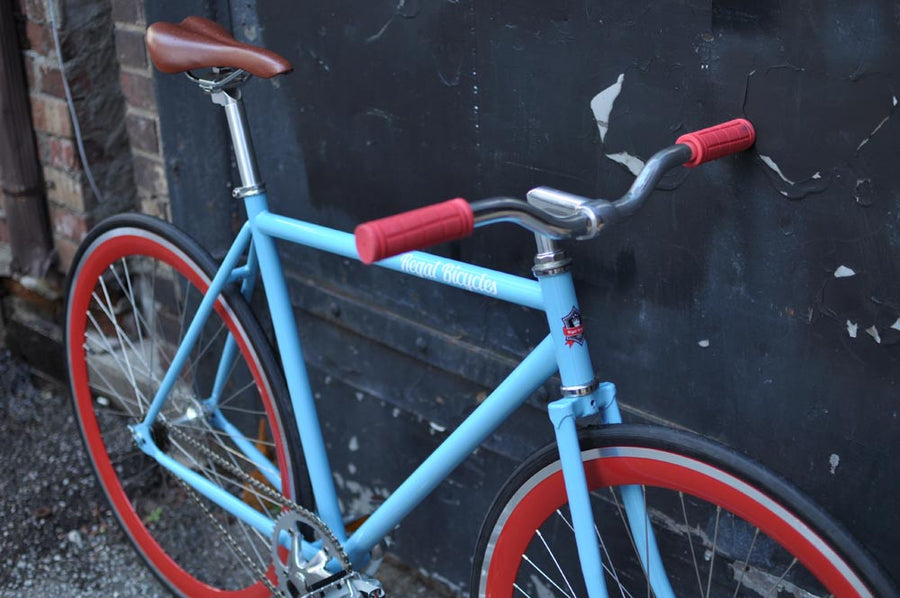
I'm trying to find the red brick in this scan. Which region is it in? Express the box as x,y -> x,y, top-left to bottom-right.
111,0 -> 143,26
30,95 -> 72,137
43,166 -> 89,211
22,54 -> 37,90
50,205 -> 91,241
24,21 -> 51,55
23,0 -> 46,23
114,28 -> 147,69
47,136 -> 78,170
132,154 -> 167,196
125,112 -> 159,153
119,71 -> 155,111
37,63 -> 65,97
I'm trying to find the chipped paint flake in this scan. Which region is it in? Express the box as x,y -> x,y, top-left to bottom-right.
348,436 -> 359,451
891,317 -> 900,332
605,152 -> 645,175
429,421 -> 447,434
759,155 -> 796,185
590,73 -> 625,142
846,321 -> 858,338
834,265 -> 855,278
856,94 -> 897,152
348,463 -> 357,474
866,326 -> 882,344
829,453 -> 840,475
811,172 -> 822,179
698,339 -> 710,348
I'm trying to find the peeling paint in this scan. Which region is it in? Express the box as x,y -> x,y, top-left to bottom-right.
760,155 -> 796,185
605,152 -> 645,176
856,95 -> 897,152
829,453 -> 840,475
242,25 -> 258,41
366,17 -> 395,43
834,265 -> 856,278
756,154 -> 827,200
348,435 -> 359,451
429,421 -> 447,434
892,317 -> 900,332
698,339 -> 710,348
348,463 -> 357,474
846,320 -> 858,338
355,391 -> 365,401
866,325 -> 882,344
590,73 -> 624,142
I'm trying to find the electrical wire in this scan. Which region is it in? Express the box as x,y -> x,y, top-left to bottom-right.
45,0 -> 104,203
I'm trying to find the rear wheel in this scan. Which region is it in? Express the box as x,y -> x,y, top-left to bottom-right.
473,425 -> 896,598
65,214 -> 310,597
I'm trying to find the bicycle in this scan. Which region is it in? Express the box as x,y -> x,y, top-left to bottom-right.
63,16 -> 897,598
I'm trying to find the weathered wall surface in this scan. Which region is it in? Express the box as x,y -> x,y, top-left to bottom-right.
149,0 -> 900,589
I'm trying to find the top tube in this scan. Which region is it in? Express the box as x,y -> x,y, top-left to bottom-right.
252,209 -> 545,310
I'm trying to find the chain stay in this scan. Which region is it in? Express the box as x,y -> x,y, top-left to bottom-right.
164,421 -> 352,595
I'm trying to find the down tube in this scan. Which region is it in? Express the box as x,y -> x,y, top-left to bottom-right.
343,335 -> 558,564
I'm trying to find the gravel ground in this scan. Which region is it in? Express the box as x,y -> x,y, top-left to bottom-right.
0,350 -> 168,597
0,350 -> 458,597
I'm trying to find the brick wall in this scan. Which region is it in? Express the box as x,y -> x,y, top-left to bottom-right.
8,0 -> 169,274
111,0 -> 169,223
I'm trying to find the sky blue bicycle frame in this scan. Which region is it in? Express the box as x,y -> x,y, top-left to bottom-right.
128,88 -> 675,598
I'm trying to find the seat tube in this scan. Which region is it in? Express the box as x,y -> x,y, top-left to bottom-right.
218,88 -> 347,541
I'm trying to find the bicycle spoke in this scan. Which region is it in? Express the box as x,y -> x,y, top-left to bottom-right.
513,582 -> 535,597
761,558 -> 798,598
522,553 -> 573,597
86,308 -> 148,411
732,528 -> 759,598
704,506 -> 722,598
536,528 -> 577,597
678,491 -> 705,597
218,379 -> 260,409
555,508 -> 632,598
607,487 -> 653,591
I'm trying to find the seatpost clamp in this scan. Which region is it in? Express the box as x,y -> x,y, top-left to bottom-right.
232,183 -> 266,199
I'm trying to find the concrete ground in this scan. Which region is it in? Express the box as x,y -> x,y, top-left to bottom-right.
0,350 -> 459,597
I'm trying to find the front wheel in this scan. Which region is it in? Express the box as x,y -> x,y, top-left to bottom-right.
472,425 -> 896,598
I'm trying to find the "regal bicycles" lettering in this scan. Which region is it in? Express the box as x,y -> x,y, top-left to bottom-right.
399,254 -> 499,295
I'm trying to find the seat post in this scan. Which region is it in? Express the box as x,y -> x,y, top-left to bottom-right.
212,88 -> 263,193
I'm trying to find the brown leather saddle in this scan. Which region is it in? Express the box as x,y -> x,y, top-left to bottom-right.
146,16 -> 292,79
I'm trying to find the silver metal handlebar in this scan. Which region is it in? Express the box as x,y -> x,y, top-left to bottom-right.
470,144 -> 693,240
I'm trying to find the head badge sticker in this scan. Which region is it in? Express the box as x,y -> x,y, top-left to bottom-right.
561,306 -> 585,347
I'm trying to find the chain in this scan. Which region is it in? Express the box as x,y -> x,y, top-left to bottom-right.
164,421 -> 352,593
173,475 -> 284,596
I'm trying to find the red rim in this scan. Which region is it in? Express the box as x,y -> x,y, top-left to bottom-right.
68,231 -> 289,597
484,449 -> 867,598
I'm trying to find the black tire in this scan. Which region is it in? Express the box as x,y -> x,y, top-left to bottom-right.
65,214 -> 312,597
472,424 -> 896,598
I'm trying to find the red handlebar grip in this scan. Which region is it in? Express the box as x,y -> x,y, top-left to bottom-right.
355,198 -> 474,264
676,118 -> 756,167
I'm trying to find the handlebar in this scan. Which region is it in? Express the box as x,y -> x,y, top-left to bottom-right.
355,118 -> 755,264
